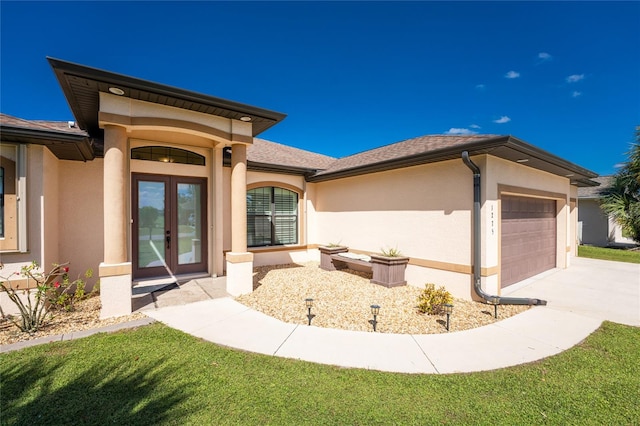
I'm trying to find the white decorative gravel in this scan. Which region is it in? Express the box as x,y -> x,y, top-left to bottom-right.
237,262 -> 530,334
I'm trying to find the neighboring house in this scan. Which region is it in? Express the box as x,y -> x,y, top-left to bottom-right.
0,58 -> 599,318
578,176 -> 637,247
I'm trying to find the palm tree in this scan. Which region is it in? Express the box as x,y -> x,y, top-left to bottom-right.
600,127 -> 640,243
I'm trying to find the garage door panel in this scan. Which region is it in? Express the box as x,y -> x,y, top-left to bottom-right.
501,196 -> 557,288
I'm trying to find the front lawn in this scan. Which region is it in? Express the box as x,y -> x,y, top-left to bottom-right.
578,245 -> 640,263
1,321 -> 638,425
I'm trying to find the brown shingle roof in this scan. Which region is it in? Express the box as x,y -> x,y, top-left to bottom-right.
249,138 -> 336,171
578,176 -> 610,198
307,133 -> 598,186
314,134 -> 500,176
0,113 -> 88,136
1,113 -> 94,161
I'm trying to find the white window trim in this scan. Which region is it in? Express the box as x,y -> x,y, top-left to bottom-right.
0,143 -> 28,253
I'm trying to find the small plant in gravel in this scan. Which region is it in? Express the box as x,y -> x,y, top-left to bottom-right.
0,261 -> 95,333
417,283 -> 453,315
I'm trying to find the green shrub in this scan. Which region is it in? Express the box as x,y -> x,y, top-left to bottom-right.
417,283 -> 453,315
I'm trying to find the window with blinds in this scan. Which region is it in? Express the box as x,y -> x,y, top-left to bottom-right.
247,187 -> 298,247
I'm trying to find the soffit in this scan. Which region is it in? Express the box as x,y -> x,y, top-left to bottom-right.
48,57 -> 287,156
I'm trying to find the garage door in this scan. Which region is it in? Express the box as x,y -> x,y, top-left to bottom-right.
501,196 -> 556,288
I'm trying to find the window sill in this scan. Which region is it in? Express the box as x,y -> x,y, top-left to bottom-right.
248,245 -> 308,253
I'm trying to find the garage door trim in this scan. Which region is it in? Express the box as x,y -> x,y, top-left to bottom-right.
499,189 -> 562,289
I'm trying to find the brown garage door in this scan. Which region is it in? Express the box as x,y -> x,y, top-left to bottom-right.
501,196 -> 556,288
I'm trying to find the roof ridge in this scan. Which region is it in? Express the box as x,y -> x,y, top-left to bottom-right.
334,133 -> 502,160
248,138 -> 337,170
253,137 -> 336,159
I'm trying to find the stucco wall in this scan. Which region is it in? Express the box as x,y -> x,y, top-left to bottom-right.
100,92 -> 252,142
578,200 -> 608,246
313,159 -> 475,298
42,148 -> 60,271
0,147 -> 59,313
58,159 -> 104,289
483,155 -> 573,294
608,216 -> 636,245
315,159 -> 473,263
577,198 -> 635,247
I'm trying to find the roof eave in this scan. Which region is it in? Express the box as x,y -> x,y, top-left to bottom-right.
47,57 -> 287,138
306,135 -> 599,186
504,136 -> 599,179
246,160 -> 321,176
1,125 -> 95,161
306,136 -> 510,182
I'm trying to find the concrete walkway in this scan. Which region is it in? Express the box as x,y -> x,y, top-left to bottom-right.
4,257 -> 638,373
145,257 -> 639,374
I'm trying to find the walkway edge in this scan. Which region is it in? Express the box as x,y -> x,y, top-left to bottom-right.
1,317 -> 156,354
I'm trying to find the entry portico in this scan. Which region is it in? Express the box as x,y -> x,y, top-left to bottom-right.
49,58 -> 285,318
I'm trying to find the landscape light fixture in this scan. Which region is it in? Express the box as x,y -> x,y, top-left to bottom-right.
370,304 -> 380,332
443,304 -> 453,331
305,298 -> 315,325
488,296 -> 500,319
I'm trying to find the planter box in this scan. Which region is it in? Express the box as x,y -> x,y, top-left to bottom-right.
370,255 -> 409,288
319,246 -> 349,271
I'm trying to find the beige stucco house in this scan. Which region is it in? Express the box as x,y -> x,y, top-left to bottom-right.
0,58 -> 599,318
578,176 -> 636,247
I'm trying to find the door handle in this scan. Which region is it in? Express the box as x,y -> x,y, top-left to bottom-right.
166,230 -> 171,249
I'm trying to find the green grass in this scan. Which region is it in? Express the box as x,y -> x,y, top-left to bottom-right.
578,245 -> 640,263
1,322 -> 639,425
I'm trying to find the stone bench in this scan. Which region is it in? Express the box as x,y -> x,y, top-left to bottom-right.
329,252 -> 373,273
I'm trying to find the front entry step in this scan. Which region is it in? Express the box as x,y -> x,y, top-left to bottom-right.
132,276 -> 228,311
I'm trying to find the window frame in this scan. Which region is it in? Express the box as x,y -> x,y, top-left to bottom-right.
0,143 -> 27,253
247,186 -> 299,248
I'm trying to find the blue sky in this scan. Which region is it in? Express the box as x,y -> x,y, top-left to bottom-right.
1,1 -> 638,175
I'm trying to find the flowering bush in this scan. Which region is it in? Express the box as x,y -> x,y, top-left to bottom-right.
49,267 -> 94,312
0,261 -> 95,333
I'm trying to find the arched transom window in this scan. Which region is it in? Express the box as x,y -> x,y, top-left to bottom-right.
131,146 -> 205,166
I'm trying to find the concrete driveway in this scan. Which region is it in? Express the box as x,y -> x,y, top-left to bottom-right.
505,256 -> 640,326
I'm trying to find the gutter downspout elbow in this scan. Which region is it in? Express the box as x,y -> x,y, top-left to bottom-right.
461,151 -> 547,306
